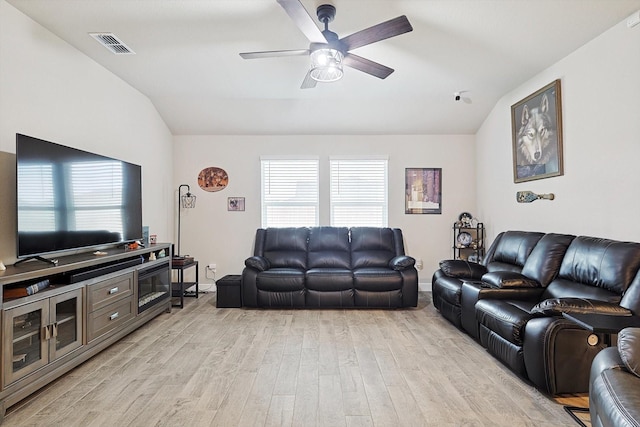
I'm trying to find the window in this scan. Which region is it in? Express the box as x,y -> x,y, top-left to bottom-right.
330,158 -> 388,227
70,161 -> 125,236
17,164 -> 56,231
261,158 -> 319,227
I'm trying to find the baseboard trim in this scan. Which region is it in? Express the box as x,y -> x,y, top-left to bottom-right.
419,281 -> 432,292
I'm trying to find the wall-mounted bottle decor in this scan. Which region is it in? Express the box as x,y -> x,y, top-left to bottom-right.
516,191 -> 555,203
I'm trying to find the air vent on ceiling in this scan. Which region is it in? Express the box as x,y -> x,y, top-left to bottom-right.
89,33 -> 135,55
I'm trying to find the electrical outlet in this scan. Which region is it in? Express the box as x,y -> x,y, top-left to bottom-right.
415,258 -> 423,271
208,263 -> 216,271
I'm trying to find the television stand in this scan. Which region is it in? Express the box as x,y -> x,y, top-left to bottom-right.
13,256 -> 59,267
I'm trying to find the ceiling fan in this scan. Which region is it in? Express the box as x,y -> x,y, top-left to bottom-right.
239,0 -> 413,89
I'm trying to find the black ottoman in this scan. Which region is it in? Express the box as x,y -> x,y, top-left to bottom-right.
216,275 -> 242,308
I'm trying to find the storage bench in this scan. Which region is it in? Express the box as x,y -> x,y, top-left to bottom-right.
216,275 -> 242,308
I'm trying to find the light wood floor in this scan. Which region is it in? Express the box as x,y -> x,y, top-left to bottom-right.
3,292 -> 586,426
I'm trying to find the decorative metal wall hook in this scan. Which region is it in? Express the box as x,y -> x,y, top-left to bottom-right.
516,191 -> 555,203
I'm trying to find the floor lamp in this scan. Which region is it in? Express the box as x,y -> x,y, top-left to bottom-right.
176,184 -> 196,257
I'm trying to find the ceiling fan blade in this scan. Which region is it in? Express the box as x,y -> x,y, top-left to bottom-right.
343,53 -> 394,79
301,70 -> 317,89
340,16 -> 413,51
240,49 -> 309,59
277,0 -> 327,44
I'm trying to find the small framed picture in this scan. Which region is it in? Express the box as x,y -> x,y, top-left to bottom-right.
405,168 -> 442,214
227,197 -> 245,211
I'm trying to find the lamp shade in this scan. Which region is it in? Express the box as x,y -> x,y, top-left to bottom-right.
181,192 -> 196,209
310,48 -> 344,82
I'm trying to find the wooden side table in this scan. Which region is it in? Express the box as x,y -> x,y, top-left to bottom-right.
171,260 -> 198,308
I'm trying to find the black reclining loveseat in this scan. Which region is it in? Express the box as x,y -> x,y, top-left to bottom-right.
432,231 -> 640,395
242,226 -> 418,308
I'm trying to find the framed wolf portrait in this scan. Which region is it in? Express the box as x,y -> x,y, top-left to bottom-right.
511,79 -> 564,183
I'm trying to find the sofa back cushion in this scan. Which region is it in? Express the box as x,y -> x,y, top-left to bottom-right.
351,227 -> 398,269
261,227 -> 309,270
557,236 -> 640,295
308,227 -> 351,269
521,233 -> 575,286
485,231 -> 545,273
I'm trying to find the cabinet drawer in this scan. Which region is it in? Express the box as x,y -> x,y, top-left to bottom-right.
87,273 -> 134,312
87,297 -> 134,342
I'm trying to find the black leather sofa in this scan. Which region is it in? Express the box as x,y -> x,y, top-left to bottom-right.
590,327 -> 640,426
242,226 -> 418,308
432,231 -> 640,395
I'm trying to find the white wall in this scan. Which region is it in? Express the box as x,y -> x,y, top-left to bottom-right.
0,1 -> 174,264
476,17 -> 640,244
173,135 -> 476,287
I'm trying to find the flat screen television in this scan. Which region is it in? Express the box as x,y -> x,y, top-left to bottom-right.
16,133 -> 143,263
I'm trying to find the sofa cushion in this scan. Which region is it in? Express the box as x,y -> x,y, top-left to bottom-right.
488,231 -> 545,270
256,268 -> 305,291
542,279 -> 622,303
351,227 -> 397,269
353,268 -> 402,291
439,259 -> 487,279
481,271 -> 540,289
530,298 -> 633,317
521,233 -> 575,287
308,226 -> 351,269
618,328 -> 640,378
263,227 -> 309,270
306,268 -> 353,291
558,236 -> 640,295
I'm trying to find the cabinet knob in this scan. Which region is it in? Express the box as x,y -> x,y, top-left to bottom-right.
109,312 -> 119,321
109,287 -> 119,295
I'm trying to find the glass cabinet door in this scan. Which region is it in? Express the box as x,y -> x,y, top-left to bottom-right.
50,288 -> 83,360
3,300 -> 49,386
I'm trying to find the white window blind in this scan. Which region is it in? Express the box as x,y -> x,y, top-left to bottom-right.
330,158 -> 388,227
17,164 -> 56,231
69,161 -> 124,235
261,158 -> 319,228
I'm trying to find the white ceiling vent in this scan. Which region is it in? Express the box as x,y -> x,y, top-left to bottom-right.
89,33 -> 135,55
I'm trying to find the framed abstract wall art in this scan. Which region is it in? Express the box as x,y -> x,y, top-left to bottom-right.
405,168 -> 442,214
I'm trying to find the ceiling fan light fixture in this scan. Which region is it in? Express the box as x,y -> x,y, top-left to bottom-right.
310,48 -> 344,82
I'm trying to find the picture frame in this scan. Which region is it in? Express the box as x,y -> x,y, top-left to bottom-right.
511,79 -> 563,183
405,168 -> 442,214
227,197 -> 245,211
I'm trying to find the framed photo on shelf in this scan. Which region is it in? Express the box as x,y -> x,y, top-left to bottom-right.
405,168 -> 442,214
511,79 -> 563,183
227,197 -> 245,211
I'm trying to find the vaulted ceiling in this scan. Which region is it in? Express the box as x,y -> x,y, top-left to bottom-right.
7,0 -> 640,135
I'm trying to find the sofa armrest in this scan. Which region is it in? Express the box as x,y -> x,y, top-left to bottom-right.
438,259 -> 487,279
390,255 -> 415,271
244,256 -> 270,272
481,271 -> 540,289
619,328 -> 640,378
530,298 -> 633,317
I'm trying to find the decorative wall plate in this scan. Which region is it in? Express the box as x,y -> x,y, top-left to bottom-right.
198,167 -> 228,192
